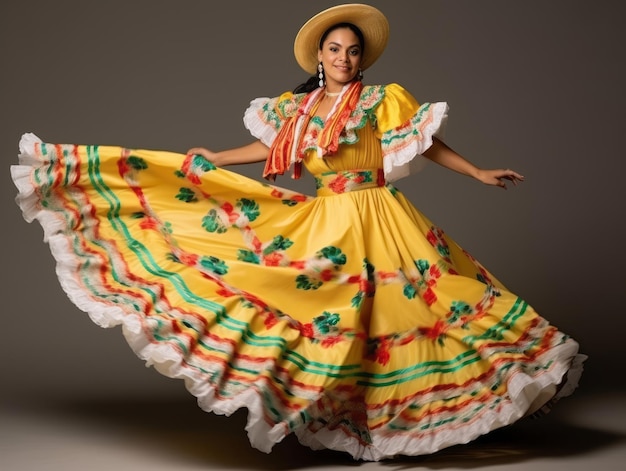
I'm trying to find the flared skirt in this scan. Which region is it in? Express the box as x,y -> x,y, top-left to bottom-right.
11,134 -> 584,461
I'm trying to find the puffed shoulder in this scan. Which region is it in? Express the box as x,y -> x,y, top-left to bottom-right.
375,83 -> 449,182
372,83 -> 422,133
243,92 -> 306,147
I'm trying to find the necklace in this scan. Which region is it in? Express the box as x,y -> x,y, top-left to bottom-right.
324,90 -> 341,97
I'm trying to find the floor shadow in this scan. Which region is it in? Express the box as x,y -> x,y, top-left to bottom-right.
6,395 -> 355,470
6,393 -> 624,470
381,417 -> 624,469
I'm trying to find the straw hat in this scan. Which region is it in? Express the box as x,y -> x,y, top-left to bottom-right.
293,3 -> 389,75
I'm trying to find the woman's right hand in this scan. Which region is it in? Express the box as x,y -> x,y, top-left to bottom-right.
187,147 -> 220,165
186,140 -> 269,167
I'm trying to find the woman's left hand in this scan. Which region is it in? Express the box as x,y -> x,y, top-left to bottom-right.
476,169 -> 525,189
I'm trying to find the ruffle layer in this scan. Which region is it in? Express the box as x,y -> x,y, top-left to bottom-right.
298,344 -> 585,461
243,97 -> 280,148
382,101 -> 449,182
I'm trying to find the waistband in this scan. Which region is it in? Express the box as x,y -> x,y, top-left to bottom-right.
315,168 -> 386,196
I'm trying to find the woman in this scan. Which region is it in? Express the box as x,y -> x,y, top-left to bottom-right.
12,3 -> 584,462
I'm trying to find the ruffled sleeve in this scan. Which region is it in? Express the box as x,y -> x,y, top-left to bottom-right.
243,91 -> 304,148
374,83 -> 449,182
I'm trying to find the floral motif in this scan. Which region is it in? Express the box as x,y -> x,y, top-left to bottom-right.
295,246 -> 347,291
255,93 -> 306,132
269,188 -> 310,206
313,312 -> 341,334
126,155 -> 148,171
449,300 -> 473,323
199,256 -> 229,276
263,235 -> 293,256
349,259 -> 375,309
318,246 -> 347,265
237,198 -> 260,223
316,169 -> 385,195
419,320 -> 449,346
202,209 -> 228,233
237,249 -> 260,264
117,154 -> 148,184
425,226 -> 452,262
366,337 -> 393,366
179,154 -> 217,185
298,311 -> 365,348
176,187 -> 198,203
401,258 -> 445,306
237,235 -> 294,267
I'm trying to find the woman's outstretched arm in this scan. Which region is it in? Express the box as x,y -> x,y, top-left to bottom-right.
187,140 -> 269,167
423,137 -> 524,189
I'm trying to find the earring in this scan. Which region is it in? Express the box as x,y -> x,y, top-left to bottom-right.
318,62 -> 325,87
358,68 -> 363,81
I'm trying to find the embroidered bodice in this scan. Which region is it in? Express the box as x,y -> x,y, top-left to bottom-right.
244,83 -> 448,181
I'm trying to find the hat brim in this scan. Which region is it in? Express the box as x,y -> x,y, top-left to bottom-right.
294,4 -> 389,75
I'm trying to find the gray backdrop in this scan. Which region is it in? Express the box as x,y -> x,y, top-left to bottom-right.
1,0 -> 624,404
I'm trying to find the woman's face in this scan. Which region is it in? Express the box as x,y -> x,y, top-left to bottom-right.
317,27 -> 362,91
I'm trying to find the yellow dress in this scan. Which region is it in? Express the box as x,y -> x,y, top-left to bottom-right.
11,83 -> 584,461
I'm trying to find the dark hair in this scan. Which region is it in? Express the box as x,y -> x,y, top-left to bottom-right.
293,22 -> 366,94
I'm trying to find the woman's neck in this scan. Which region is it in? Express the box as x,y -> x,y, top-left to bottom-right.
324,82 -> 350,97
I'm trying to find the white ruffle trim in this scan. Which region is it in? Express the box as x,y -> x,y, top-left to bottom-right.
243,97 -> 278,147
10,132 -> 586,461
383,101 -> 449,183
296,345 -> 586,461
10,132 -> 290,453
